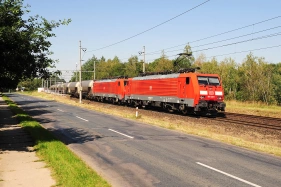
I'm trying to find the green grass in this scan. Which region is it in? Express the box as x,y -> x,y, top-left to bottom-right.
2,95 -> 110,187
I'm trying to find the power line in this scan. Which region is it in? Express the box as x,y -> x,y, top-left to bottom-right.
86,15 -> 281,65
146,15 -> 281,55
114,30 -> 281,63
147,25 -> 281,55
86,0 -> 210,53
192,32 -> 281,53
205,44 -> 281,59
118,17 -> 281,62
145,32 -> 281,61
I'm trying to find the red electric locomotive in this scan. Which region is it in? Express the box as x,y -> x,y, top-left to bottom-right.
125,68 -> 225,115
93,77 -> 127,104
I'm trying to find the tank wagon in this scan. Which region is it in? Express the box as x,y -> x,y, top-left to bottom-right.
64,80 -> 94,98
81,80 -> 94,99
49,84 -> 56,92
68,82 -> 80,97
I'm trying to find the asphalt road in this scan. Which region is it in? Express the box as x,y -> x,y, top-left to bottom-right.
7,93 -> 281,187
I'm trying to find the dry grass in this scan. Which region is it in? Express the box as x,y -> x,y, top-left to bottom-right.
225,100 -> 281,118
22,92 -> 281,157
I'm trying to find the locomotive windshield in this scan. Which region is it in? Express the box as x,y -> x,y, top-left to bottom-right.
197,76 -> 220,86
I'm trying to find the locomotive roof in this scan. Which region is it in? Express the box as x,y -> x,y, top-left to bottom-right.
133,73 -> 180,80
94,79 -> 118,83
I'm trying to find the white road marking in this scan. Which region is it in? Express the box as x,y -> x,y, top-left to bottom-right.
75,116 -> 88,122
57,109 -> 64,112
196,162 -> 262,187
108,129 -> 134,139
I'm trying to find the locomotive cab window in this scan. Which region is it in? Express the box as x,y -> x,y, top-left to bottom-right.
186,77 -> 190,84
209,77 -> 220,86
198,76 -> 208,85
118,82 -> 120,86
197,76 -> 220,86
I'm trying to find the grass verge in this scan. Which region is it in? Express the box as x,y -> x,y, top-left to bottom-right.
2,95 -> 110,187
226,100 -> 281,118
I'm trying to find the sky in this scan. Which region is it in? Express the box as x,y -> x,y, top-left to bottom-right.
22,0 -> 281,80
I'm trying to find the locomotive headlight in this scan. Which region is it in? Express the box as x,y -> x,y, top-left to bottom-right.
217,96 -> 222,100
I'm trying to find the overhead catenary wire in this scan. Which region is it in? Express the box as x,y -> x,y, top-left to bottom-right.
146,44 -> 281,62
146,25 -> 281,56
116,17 -> 281,62
205,44 -> 281,59
192,32 -> 281,53
108,30 -> 281,63
86,0 -> 211,53
84,15 -> 281,66
145,32 -> 281,61
145,15 -> 281,55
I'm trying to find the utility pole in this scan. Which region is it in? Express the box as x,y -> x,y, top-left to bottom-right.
94,60 -> 96,80
79,41 -> 87,104
79,41 -> 82,103
143,46 -> 145,73
76,63 -> 78,81
139,46 -> 146,73
46,79 -> 48,91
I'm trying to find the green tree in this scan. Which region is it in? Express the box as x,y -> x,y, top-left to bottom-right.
218,58 -> 239,100
0,0 -> 71,89
124,56 -> 140,77
199,57 -> 220,74
267,62 -> 281,105
238,53 -> 275,104
82,55 -> 99,80
149,55 -> 173,72
106,56 -> 125,77
17,78 -> 41,91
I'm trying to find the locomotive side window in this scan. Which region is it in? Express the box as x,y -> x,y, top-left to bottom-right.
118,82 -> 120,86
186,77 -> 190,84
124,81 -> 129,86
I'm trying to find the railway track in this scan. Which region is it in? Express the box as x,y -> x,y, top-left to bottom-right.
214,112 -> 281,131
68,95 -> 281,131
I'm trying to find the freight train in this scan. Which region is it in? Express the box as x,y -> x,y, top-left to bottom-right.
49,68 -> 226,116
